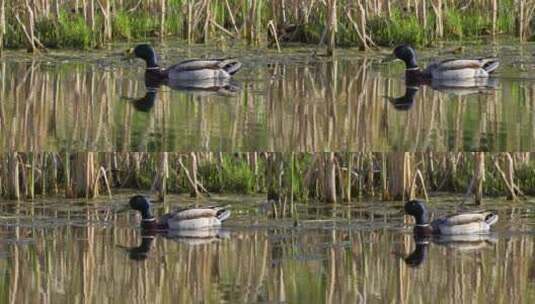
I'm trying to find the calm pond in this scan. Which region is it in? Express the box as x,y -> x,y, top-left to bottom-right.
1,193 -> 535,303
1,41 -> 535,152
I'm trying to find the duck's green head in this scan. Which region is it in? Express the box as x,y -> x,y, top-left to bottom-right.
393,45 -> 418,69
129,195 -> 152,218
125,44 -> 158,67
405,200 -> 429,224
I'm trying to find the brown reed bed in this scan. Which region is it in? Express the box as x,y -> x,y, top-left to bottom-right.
1,0 -> 532,52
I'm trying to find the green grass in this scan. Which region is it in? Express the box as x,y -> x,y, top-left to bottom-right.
368,9 -> 428,47
34,12 -> 93,48
0,1 -> 522,50
198,156 -> 258,193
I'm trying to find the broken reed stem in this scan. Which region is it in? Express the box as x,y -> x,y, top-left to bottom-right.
267,20 -> 281,52
409,169 -> 429,202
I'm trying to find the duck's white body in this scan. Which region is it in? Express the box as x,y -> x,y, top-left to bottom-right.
431,212 -> 498,235
424,59 -> 500,80
167,58 -> 242,81
160,206 -> 231,230
168,216 -> 223,230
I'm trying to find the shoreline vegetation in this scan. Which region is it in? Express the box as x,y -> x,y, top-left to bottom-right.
1,152 -> 534,209
0,0 -> 532,52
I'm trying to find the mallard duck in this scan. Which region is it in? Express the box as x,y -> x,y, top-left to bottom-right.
393,45 -> 499,80
125,44 -> 242,81
404,200 -> 498,235
128,195 -> 231,230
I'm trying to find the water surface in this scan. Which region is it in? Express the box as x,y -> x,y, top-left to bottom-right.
1,41 -> 535,151
1,194 -> 535,303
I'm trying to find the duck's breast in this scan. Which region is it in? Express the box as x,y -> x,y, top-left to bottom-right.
169,69 -> 231,81
438,221 -> 490,235
168,217 -> 221,230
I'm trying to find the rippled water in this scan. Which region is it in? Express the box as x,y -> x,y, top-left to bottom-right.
1,41 -> 535,151
1,194 -> 535,303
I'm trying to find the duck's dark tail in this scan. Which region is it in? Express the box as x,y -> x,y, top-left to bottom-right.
220,59 -> 242,75
216,208 -> 231,222
481,58 -> 500,74
485,212 -> 499,226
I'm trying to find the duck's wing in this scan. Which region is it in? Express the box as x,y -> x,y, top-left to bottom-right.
423,62 -> 440,75
162,205 -> 230,222
433,58 -> 499,73
173,207 -> 219,220
443,212 -> 495,225
435,59 -> 484,71
168,58 -> 242,74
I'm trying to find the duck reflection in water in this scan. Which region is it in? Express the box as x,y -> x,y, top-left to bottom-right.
400,234 -> 497,268
121,229 -> 230,261
126,76 -> 241,113
388,78 -> 499,111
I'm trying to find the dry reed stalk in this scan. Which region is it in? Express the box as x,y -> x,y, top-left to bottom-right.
177,154 -> 200,198
408,169 -> 429,202
384,152 -> 412,201
151,152 -> 168,201
345,153 -> 352,202
246,0 -> 258,45
224,0 -> 239,35
474,152 -> 485,205
324,153 -> 337,203
431,0 -> 444,38
326,0 -> 337,56
187,0 -> 193,43
520,0 -> 525,40
97,0 -> 112,41
68,152 -> 98,198
345,5 -> 368,50
267,20 -> 281,52
492,0 -> 497,35
6,153 -> 20,200
203,0 -> 211,43
0,0 -> 4,53
160,0 -> 166,39
88,0 -> 95,31
97,166 -> 113,199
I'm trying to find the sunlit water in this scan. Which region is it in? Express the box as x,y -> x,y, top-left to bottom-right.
2,193 -> 535,303
1,41 -> 535,152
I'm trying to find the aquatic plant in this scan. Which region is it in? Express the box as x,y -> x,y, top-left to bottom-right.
1,152 -> 534,206
0,0 -> 529,51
